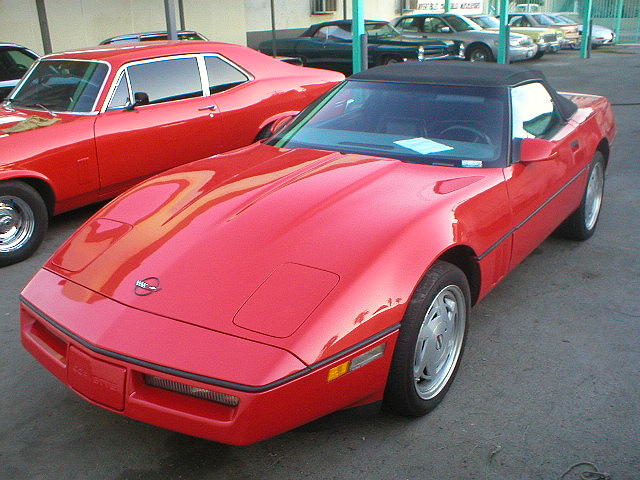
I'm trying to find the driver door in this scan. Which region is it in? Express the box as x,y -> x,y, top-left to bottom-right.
502,82 -> 586,268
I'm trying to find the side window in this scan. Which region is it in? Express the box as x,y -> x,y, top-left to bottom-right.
0,49 -> 36,80
399,17 -> 422,32
511,82 -> 562,139
204,56 -> 249,94
106,71 -> 130,110
126,57 -> 203,105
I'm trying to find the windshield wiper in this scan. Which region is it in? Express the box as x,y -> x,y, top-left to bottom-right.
35,103 -> 58,118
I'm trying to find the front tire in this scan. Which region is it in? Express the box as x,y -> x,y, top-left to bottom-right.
0,181 -> 48,267
556,152 -> 605,241
383,261 -> 470,416
466,44 -> 494,62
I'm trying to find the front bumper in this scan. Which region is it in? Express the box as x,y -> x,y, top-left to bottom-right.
537,41 -> 561,53
508,44 -> 539,61
20,269 -> 397,445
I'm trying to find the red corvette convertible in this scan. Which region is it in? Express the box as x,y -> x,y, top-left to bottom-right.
21,62 -> 615,445
0,41 -> 343,266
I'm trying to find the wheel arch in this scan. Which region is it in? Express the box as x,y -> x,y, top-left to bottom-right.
0,173 -> 56,218
596,138 -> 610,168
436,245 -> 481,305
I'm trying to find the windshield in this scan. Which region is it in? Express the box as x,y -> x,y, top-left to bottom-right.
471,16 -> 500,28
546,14 -> 576,24
269,81 -> 508,168
445,15 -> 482,31
8,59 -> 108,112
531,14 -> 565,26
367,23 -> 400,36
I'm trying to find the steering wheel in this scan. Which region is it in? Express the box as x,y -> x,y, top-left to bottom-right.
438,125 -> 493,145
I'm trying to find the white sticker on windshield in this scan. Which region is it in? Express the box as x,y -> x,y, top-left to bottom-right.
462,160 -> 483,168
394,137 -> 454,155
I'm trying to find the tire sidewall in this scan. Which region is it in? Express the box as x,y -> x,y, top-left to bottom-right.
0,181 -> 48,267
384,261 -> 471,416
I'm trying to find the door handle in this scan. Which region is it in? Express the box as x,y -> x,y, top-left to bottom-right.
198,104 -> 218,111
571,140 -> 580,150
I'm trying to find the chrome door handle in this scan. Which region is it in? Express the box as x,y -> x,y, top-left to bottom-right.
198,104 -> 218,111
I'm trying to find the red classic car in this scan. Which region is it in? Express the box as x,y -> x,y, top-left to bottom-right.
0,41 -> 343,266
21,62 -> 615,445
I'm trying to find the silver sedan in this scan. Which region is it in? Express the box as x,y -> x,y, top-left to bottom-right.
390,13 -> 538,62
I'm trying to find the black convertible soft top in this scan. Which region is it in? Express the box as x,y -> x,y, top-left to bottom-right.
350,62 -> 578,119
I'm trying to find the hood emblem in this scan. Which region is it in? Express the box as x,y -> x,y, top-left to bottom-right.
134,277 -> 161,296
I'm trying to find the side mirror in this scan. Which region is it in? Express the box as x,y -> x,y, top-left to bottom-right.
519,137 -> 559,163
125,92 -> 150,111
439,26 -> 452,33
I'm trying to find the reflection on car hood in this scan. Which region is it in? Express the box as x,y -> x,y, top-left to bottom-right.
48,143 -> 486,347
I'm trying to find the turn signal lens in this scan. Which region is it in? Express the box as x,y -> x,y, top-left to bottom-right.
326,343 -> 386,382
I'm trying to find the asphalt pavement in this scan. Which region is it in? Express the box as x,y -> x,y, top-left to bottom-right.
1,47 -> 638,480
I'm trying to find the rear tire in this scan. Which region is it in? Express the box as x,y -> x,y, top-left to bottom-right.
0,180 -> 48,267
383,261 -> 470,416
556,152 -> 605,241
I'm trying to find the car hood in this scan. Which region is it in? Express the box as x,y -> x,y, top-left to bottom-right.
0,105 -> 79,135
47,143 -> 485,344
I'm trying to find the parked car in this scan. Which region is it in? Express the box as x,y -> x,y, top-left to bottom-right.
0,42 -> 343,266
467,14 -> 562,58
546,13 -> 616,48
100,30 -> 208,44
390,13 -> 537,62
0,43 -> 38,99
258,20 -> 456,72
20,61 -> 615,445
508,13 -> 580,48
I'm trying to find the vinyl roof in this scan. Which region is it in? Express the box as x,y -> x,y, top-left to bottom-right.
350,61 -> 546,87
349,61 -> 578,119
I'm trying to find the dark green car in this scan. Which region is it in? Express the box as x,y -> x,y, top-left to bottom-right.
258,20 -> 456,73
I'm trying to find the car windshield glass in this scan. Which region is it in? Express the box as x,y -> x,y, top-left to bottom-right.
366,23 -> 398,36
472,16 -> 500,28
531,14 -> 562,25
269,81 -> 508,168
445,15 -> 481,31
9,59 -> 108,112
546,14 -> 575,24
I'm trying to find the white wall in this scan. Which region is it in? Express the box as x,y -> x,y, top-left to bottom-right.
0,0 -> 248,55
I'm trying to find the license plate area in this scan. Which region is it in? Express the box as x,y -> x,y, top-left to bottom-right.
67,346 -> 126,411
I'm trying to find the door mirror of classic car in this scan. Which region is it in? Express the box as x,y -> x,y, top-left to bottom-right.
519,137 -> 559,163
125,91 -> 150,111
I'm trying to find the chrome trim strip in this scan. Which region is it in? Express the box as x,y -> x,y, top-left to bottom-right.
476,164 -> 589,261
20,296 -> 400,393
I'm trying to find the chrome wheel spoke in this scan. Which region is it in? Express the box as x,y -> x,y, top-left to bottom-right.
0,196 -> 35,253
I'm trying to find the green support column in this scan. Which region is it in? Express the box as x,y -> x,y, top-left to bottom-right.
580,0 -> 594,58
352,0 -> 365,73
497,0 -> 509,64
614,0 -> 624,43
444,0 -> 451,13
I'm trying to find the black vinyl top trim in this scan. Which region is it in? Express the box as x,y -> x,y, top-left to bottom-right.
476,164 -> 589,261
20,297 -> 400,393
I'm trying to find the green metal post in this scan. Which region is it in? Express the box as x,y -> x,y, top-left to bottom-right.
444,0 -> 451,13
352,0 -> 365,73
497,0 -> 509,64
614,0 -> 624,43
580,0 -> 594,58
